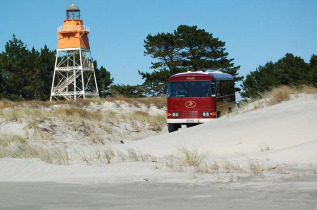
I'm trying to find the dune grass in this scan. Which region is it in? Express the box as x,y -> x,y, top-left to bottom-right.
0,143 -> 70,165
124,111 -> 165,132
1,107 -> 103,123
74,147 -> 266,177
239,85 -> 317,112
0,135 -> 26,147
0,96 -> 167,110
0,96 -> 166,145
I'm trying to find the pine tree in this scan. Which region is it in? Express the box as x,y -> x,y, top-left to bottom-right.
0,35 -> 29,100
140,25 -> 241,96
275,53 -> 308,86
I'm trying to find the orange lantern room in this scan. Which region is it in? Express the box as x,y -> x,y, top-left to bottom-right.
57,3 -> 90,50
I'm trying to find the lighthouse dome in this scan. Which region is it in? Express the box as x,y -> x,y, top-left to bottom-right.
67,3 -> 80,11
66,3 -> 80,19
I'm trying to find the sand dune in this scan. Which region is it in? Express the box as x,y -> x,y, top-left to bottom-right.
0,94 -> 316,183
121,95 -> 317,166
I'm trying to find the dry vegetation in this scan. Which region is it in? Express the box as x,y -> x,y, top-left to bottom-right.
0,96 -> 167,144
0,96 -> 167,165
239,85 -> 317,112
0,96 -> 166,109
0,134 -> 70,165
68,147 -> 285,179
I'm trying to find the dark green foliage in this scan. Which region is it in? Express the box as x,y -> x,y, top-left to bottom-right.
0,35 -> 38,100
0,35 -> 113,101
94,61 -> 114,97
242,53 -> 315,99
140,25 -> 241,95
37,45 -> 56,100
110,84 -> 145,98
275,53 -> 308,86
308,54 -> 317,87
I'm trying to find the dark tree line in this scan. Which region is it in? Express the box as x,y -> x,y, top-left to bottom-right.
5,29 -> 313,101
241,53 -> 317,99
0,35 -> 113,101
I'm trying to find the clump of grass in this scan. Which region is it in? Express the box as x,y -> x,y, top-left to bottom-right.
0,135 -> 26,147
127,111 -> 149,123
124,148 -> 154,162
116,150 -> 127,162
0,99 -> 16,109
266,86 -> 296,106
195,161 -> 220,174
125,111 -> 165,132
0,144 -> 70,165
177,147 -> 206,168
79,151 -> 95,165
127,148 -> 141,162
298,85 -> 317,94
148,115 -> 165,132
105,111 -> 119,126
102,148 -> 116,164
249,161 -> 264,175
99,123 -> 112,134
25,122 -> 54,141
56,108 -> 102,121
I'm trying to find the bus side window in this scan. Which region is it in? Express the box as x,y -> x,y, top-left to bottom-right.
223,80 -> 228,96
216,82 -> 221,97
230,81 -> 235,95
211,82 -> 215,96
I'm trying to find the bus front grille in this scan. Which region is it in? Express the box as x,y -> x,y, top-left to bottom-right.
183,111 -> 198,118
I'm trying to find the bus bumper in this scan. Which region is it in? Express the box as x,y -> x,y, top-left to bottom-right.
167,118 -> 214,124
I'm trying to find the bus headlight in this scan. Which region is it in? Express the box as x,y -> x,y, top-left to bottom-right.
202,112 -> 210,117
172,112 -> 180,117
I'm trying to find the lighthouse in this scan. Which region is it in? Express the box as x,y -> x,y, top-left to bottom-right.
50,3 -> 99,101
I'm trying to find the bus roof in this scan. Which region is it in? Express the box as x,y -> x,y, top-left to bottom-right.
169,71 -> 234,81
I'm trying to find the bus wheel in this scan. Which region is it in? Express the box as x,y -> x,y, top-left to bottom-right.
168,124 -> 179,133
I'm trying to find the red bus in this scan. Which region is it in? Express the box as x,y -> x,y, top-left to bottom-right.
167,71 -> 235,132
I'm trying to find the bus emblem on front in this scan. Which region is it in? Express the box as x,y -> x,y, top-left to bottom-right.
185,100 -> 196,108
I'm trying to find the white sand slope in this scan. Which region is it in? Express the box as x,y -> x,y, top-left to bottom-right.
120,95 -> 317,165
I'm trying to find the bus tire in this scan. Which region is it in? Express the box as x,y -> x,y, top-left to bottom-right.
168,124 -> 179,133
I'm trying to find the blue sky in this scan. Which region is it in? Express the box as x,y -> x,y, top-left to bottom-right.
0,0 -> 316,86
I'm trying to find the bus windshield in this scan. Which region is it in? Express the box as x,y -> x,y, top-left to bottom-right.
168,81 -> 215,97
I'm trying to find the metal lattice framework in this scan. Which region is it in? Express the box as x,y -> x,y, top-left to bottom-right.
50,48 -> 99,101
